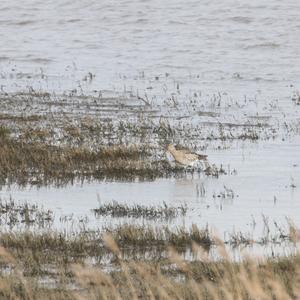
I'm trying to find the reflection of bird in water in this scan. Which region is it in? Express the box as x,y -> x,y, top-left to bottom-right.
167,144 -> 210,169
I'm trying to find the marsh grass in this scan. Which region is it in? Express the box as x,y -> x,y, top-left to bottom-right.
0,233 -> 299,299
0,199 -> 53,228
0,124 -> 227,185
0,90 -> 297,298
93,201 -> 187,220
0,224 -> 213,283
0,224 -> 212,260
0,89 -> 279,186
0,125 -> 11,139
105,224 -> 212,251
0,132 -> 185,185
0,205 -> 296,299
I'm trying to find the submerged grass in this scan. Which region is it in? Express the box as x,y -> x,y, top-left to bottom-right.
106,224 -> 212,251
0,198 -> 53,228
0,126 -> 226,185
93,201 -> 187,220
0,130 -> 186,185
0,224 -> 212,281
0,89 -> 279,186
0,224 -> 212,260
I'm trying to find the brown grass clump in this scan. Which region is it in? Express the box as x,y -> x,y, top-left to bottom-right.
0,127 -> 223,185
0,125 -> 11,140
106,224 -> 212,251
0,224 -> 212,264
0,129 -> 181,185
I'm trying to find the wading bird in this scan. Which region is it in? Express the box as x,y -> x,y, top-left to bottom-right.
167,144 -> 209,169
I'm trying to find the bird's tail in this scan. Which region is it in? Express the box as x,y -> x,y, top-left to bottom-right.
197,154 -> 208,160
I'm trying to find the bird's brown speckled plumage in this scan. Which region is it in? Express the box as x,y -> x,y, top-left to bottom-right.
167,144 -> 208,167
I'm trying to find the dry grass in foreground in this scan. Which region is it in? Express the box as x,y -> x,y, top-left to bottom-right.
0,235 -> 299,300
0,222 -> 298,299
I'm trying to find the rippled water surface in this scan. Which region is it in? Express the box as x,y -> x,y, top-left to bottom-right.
0,0 -> 300,96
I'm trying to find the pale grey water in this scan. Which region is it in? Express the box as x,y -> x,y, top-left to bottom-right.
0,0 -> 300,98
0,1 -> 300,254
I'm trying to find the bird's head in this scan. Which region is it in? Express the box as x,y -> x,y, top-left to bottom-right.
167,144 -> 176,152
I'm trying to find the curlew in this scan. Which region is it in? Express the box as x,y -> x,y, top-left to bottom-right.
167,144 -> 209,169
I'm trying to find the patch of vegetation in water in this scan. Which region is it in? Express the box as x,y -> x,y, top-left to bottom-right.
0,89 -> 287,186
93,201 -> 187,220
0,123 -> 229,186
0,198 -> 53,228
0,130 -> 186,185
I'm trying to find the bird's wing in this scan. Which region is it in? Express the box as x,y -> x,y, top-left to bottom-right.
183,151 -> 207,160
179,149 -> 208,160
177,148 -> 191,154
180,149 -> 191,154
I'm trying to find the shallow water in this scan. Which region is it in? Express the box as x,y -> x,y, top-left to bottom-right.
1,138 -> 299,242
0,0 -> 300,98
